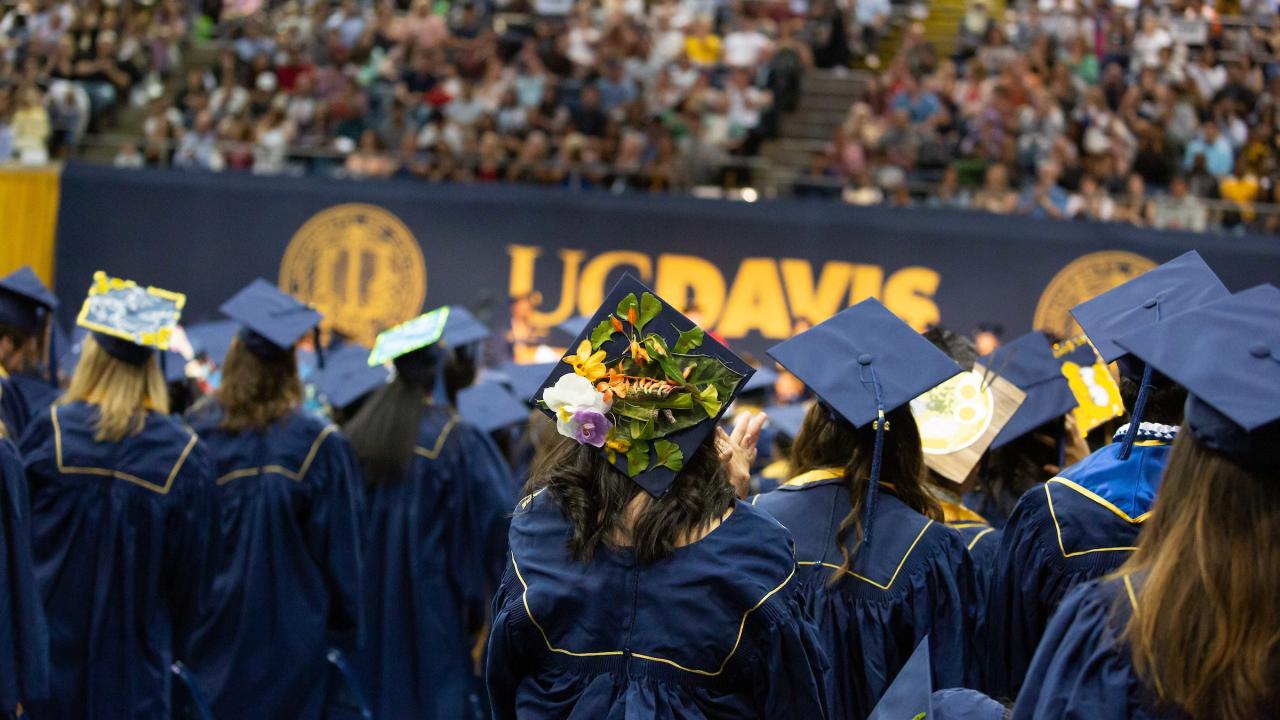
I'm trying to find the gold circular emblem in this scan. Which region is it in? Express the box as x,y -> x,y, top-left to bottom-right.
1033,251 -> 1157,340
910,371 -> 994,454
279,204 -> 426,347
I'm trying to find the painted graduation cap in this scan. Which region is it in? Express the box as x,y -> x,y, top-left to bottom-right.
867,636 -> 932,720
368,306 -> 451,366
443,305 -> 492,347
1071,251 -> 1228,459
534,274 -> 754,497
0,265 -> 58,330
220,279 -> 324,363
458,381 -> 530,433
311,344 -> 390,411
768,298 -> 960,542
76,271 -> 185,365
186,319 -> 240,366
982,331 -> 1079,449
1115,284 -> 1280,470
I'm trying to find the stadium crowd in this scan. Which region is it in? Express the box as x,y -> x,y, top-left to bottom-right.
2,0 -> 1280,231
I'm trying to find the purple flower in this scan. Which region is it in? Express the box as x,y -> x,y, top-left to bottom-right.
572,409 -> 612,448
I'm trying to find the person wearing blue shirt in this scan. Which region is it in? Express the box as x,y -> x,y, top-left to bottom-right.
1016,160 -> 1070,219
1181,121 -> 1234,178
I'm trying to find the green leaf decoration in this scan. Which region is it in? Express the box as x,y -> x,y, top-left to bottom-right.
626,442 -> 651,476
638,292 -> 662,331
673,326 -> 705,353
590,319 -> 617,350
617,293 -> 639,324
612,401 -> 659,422
645,335 -> 685,383
629,416 -> 655,441
653,439 -> 684,472
695,384 -> 722,418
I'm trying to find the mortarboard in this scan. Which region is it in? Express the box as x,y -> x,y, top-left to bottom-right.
867,636 -> 933,720
0,265 -> 58,331
763,402 -> 808,441
931,689 -> 1007,720
442,305 -> 492,348
768,298 -> 960,542
534,274 -> 754,497
76,271 -> 185,365
458,381 -> 531,433
186,319 -> 240,366
161,350 -> 189,384
368,306 -> 451,367
220,279 -> 324,364
497,361 -> 558,405
982,331 -> 1079,449
1070,251 -> 1228,459
556,315 -> 591,339
911,366 -> 1025,484
310,344 -> 390,411
1115,284 -> 1280,470
740,364 -> 779,394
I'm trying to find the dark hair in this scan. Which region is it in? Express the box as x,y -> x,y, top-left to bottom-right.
527,433 -> 735,565
344,348 -> 442,486
218,339 -> 303,433
923,327 -> 977,370
442,345 -> 478,406
977,421 -> 1060,518
1119,374 -> 1187,427
790,403 -> 940,580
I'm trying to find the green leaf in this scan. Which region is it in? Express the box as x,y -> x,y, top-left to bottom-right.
626,442 -> 651,476
612,401 -> 658,422
695,385 -> 722,419
629,416 -> 655,441
673,326 -> 705,353
645,335 -> 685,383
590,319 -> 617,350
616,293 -> 639,324
638,293 -> 662,331
653,439 -> 684,472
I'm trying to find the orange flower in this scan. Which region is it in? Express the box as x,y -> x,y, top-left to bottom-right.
630,339 -> 650,364
628,307 -> 638,325
610,316 -> 625,333
564,339 -> 607,382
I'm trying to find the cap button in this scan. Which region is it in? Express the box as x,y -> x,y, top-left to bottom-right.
1249,344 -> 1270,359
857,353 -> 874,365
1141,298 -> 1158,309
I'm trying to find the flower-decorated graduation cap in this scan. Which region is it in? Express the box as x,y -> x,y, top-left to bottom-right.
768,298 -> 960,543
442,305 -> 491,348
311,344 -> 391,412
368,306 -> 451,367
533,274 -> 754,497
982,331 -> 1079,450
458,381 -> 531,433
221,279 -> 325,366
1115,284 -> 1280,470
76,271 -> 185,365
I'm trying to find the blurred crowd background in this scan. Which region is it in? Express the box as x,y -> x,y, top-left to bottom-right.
2,0 -> 1280,232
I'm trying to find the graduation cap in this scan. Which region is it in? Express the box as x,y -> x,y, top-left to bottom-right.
740,364 -> 779,394
458,381 -> 531,433
931,689 -> 1007,720
161,350 -> 189,384
534,274 -> 754,497
76,271 -> 186,365
868,636 -> 932,720
982,331 -> 1078,450
0,266 -> 61,387
1070,251 -> 1228,459
910,366 -> 1025,484
557,315 -> 591,339
443,305 -> 492,348
220,279 -> 325,366
763,402 -> 808,441
497,361 -> 558,406
368,306 -> 451,367
1115,284 -> 1280,470
185,319 -> 240,366
768,299 -> 960,543
310,344 -> 390,411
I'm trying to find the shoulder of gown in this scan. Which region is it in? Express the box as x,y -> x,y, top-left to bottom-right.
0,436 -> 49,709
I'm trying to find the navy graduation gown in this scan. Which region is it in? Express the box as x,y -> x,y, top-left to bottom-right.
185,404 -> 364,720
20,402 -> 217,718
10,373 -> 60,436
360,406 -> 516,720
0,375 -> 28,440
1012,577 -> 1181,719
753,469 -> 978,719
487,488 -> 830,719
0,437 -> 47,713
980,435 -> 1172,700
941,500 -> 1000,575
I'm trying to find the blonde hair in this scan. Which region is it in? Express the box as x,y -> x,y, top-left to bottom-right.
217,337 -> 302,433
60,336 -> 168,442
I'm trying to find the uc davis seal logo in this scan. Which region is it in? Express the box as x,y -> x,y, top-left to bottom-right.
1033,251 -> 1157,340
280,204 -> 426,347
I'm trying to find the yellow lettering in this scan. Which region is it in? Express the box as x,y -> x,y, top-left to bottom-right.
780,259 -> 852,325
849,264 -> 885,305
718,258 -> 792,339
506,244 -> 586,327
883,266 -> 941,330
654,254 -> 726,326
506,244 -> 541,298
577,251 -> 653,315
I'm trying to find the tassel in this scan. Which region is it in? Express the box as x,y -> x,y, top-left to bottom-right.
313,326 -> 325,369
860,361 -> 886,547
1117,363 -> 1154,461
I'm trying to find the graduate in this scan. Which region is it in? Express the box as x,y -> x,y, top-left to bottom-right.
982,251 -> 1229,700
20,272 -> 216,718
486,276 -> 828,719
184,279 -> 364,720
0,267 -> 60,439
1015,284 -> 1280,720
344,308 -> 516,720
753,299 -> 979,719
751,401 -> 807,495
310,343 -> 392,424
0,413 -> 46,717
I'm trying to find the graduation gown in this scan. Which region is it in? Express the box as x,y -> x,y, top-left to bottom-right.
185,404 -> 364,720
0,374 -> 28,440
360,406 -> 516,720
8,374 -> 60,438
0,437 -> 47,713
20,402 -> 217,719
486,488 -> 830,719
980,431 -> 1173,700
941,500 -> 999,575
1011,576 -> 1181,720
753,469 -> 978,719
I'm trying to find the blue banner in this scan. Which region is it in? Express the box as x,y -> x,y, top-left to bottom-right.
54,163 -> 1280,358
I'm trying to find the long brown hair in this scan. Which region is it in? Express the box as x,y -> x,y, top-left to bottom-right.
60,335 -> 168,442
216,337 -> 302,433
1118,432 -> 1280,719
790,402 -> 940,580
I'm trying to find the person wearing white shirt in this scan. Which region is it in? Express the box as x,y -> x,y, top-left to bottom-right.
1132,14 -> 1172,70
722,18 -> 772,69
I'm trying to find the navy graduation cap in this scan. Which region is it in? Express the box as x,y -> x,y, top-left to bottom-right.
557,315 -> 591,339
76,271 -> 185,365
931,689 -> 1007,720
534,274 -> 753,497
186,319 -> 240,366
982,331 -> 1079,449
497,361 -> 558,406
1115,284 -> 1280,470
0,265 -> 58,330
161,350 -> 189,384
768,298 -> 960,543
868,636 -> 933,720
458,381 -> 530,434
311,344 -> 390,411
740,364 -> 779,394
1071,251 -> 1228,459
443,305 -> 491,348
763,402 -> 808,441
220,279 -> 324,364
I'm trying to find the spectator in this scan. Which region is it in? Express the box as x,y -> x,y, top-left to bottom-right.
1067,174 -> 1116,221
174,110 -> 223,171
722,17 -> 772,70
1218,157 -> 1261,226
1017,159 -> 1070,219
11,86 -> 50,164
855,0 -> 892,58
571,85 -> 608,137
793,151 -> 841,198
114,142 -> 145,169
926,165 -> 973,209
1149,175 -> 1208,232
972,163 -> 1018,214
683,17 -> 721,67
1182,121 -> 1234,178
596,61 -> 638,113
346,129 -> 396,179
